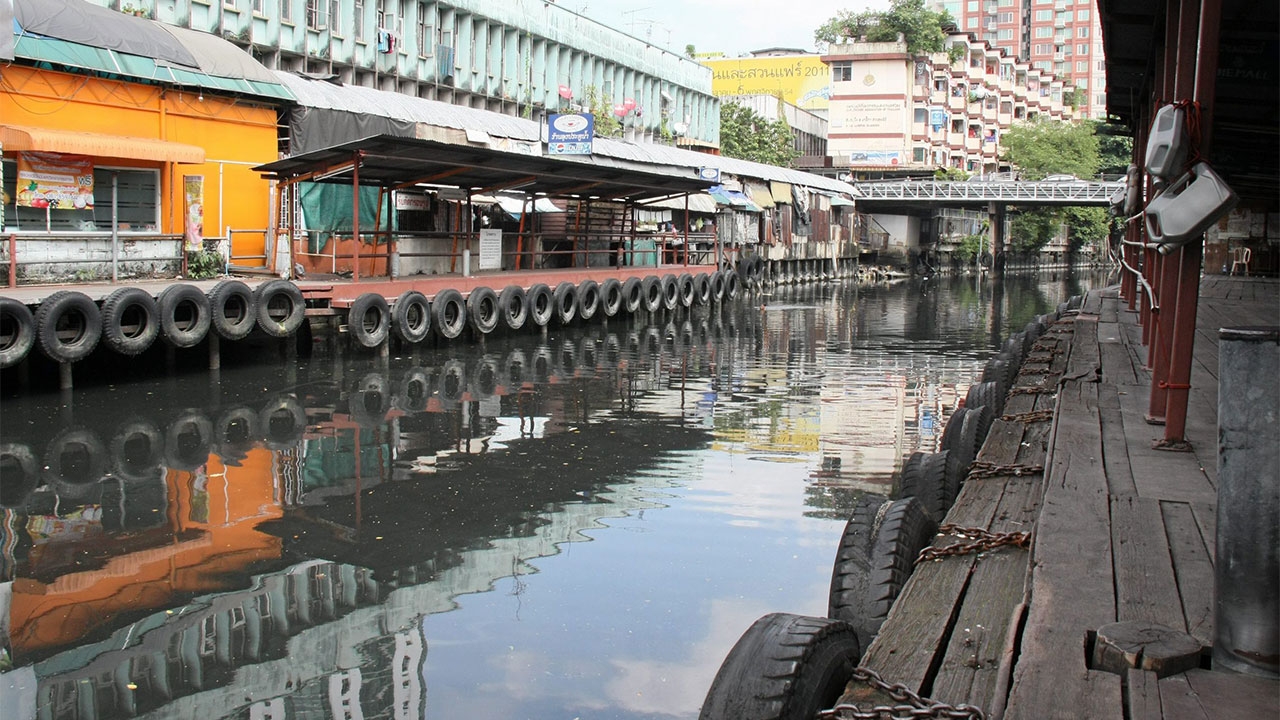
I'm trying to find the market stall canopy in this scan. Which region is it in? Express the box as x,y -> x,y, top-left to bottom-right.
9,0 -> 293,101
472,194 -> 564,219
254,134 -> 717,203
635,194 -> 720,213
0,124 -> 206,163
709,185 -> 763,212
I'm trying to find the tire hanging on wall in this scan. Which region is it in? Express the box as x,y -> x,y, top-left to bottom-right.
0,297 -> 36,369
348,293 -> 390,348
710,272 -> 726,303
724,270 -> 741,300
660,274 -> 679,311
207,280 -> 257,341
897,449 -> 953,522
552,282 -> 577,324
599,278 -> 623,317
253,279 -> 306,338
640,276 -> 662,313
621,277 -> 643,314
699,612 -> 861,720
432,288 -> 467,340
676,273 -> 695,307
692,273 -> 711,305
527,283 -> 554,327
157,284 -> 212,348
827,495 -> 938,651
576,280 -> 600,321
392,290 -> 432,344
498,285 -> 528,331
467,286 -> 500,335
34,291 -> 102,363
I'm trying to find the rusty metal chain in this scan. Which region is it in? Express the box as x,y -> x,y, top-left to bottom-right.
1017,365 -> 1052,376
1000,410 -> 1055,423
967,461 -> 1045,479
1008,385 -> 1056,396
916,523 -> 1031,564
816,666 -> 986,719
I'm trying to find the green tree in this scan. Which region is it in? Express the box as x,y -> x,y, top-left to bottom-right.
582,86 -> 622,138
1000,117 -> 1099,179
815,0 -> 953,55
719,101 -> 800,167
1092,120 -> 1134,177
1009,208 -> 1061,253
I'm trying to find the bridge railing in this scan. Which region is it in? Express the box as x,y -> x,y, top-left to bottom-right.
851,179 -> 1123,204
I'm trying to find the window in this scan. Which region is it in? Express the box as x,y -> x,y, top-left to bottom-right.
1077,8 -> 1090,20
305,0 -> 325,29
354,0 -> 364,39
2,159 -> 159,233
1095,93 -> 1107,106
1078,43 -> 1089,55
914,147 -> 928,162
997,29 -> 1013,40
967,0 -> 978,9
416,1 -> 432,56
328,0 -> 342,35
1034,43 -> 1052,54
1096,60 -> 1106,71
832,61 -> 852,82
914,108 -> 928,123
281,0 -> 293,22
1034,9 -> 1052,20
1077,27 -> 1089,38
1035,26 -> 1052,37
1076,61 -> 1088,73
967,17 -> 978,28
997,12 -> 1014,22
934,76 -> 948,92
252,0 -> 266,14
951,118 -> 964,132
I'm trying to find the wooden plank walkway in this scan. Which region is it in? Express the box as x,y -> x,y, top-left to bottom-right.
837,276 -> 1279,719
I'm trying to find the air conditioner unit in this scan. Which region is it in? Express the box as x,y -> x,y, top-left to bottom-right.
1144,162 -> 1238,253
1144,104 -> 1189,179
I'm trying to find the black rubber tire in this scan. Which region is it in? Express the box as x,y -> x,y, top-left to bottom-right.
966,381 -> 1003,418
260,395 -> 305,450
0,298 -> 36,369
641,276 -> 662,313
724,270 -> 741,300
693,273 -> 711,305
34,290 -> 102,363
899,450 -> 953,522
467,286 -> 500,335
101,287 -> 160,356
552,281 -> 577,324
0,442 -> 40,508
710,271 -> 726,302
432,288 -> 467,340
498,285 -> 528,331
213,405 -> 258,466
621,277 -> 643,314
253,279 -> 306,338
940,407 -> 969,456
157,284 -> 212,348
960,404 -> 993,461
828,496 -> 938,651
350,372 -> 390,428
163,411 -> 214,471
527,283 -> 554,327
677,273 -> 695,307
348,293 -> 390,348
43,427 -> 107,498
981,358 -> 1013,400
392,290 -> 431,344
577,280 -> 600,322
395,367 -> 432,413
109,417 -> 164,482
600,278 -> 623,317
207,280 -> 257,341
699,612 -> 860,720
660,273 -> 679,310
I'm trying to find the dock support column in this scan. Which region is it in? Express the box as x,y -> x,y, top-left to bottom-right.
1214,326 -> 1279,678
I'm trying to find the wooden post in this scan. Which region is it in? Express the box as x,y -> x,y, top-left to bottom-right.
351,151 -> 361,282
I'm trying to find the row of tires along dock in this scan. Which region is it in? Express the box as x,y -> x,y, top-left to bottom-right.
0,263 -> 779,378
699,296 -> 1083,719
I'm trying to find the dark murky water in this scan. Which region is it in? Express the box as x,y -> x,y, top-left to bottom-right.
0,271 -> 1106,719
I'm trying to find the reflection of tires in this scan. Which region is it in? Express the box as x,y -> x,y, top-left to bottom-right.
641,276 -> 662,313
527,284 -> 553,327
213,406 -> 258,465
35,291 -> 102,363
0,442 -> 40,508
467,286 -> 500,335
0,297 -> 36,369
576,280 -> 600,321
432,288 -> 467,340
439,360 -> 466,404
44,427 -> 108,497
164,411 -> 214,471
621,278 -> 643,314
693,273 -> 711,305
555,337 -> 578,378
260,395 -> 306,450
600,278 -> 623,317
577,337 -> 598,378
392,290 -> 431,344
472,355 -> 499,398
552,282 -> 577,324
529,346 -> 554,384
828,496 -> 937,650
253,280 -> 305,338
101,287 -> 160,356
158,284 -> 212,348
350,372 -> 391,427
348,293 -> 390,348
660,274 -> 679,310
110,417 -> 165,481
395,367 -> 432,413
498,285 -> 528,331
208,280 -> 257,340
723,270 -> 741,300
700,612 -> 860,720
502,349 -> 528,387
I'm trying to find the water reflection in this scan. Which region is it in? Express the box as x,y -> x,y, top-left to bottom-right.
0,271 -> 1104,719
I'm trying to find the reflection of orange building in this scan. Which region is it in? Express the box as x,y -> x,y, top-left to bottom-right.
11,449 -> 284,660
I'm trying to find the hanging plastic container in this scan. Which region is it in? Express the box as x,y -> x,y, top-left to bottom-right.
1144,162 -> 1238,253
1144,104 -> 1190,180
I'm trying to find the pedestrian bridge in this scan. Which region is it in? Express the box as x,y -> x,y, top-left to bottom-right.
852,179 -> 1123,207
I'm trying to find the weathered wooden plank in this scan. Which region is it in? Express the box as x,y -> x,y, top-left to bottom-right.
1005,313 -> 1122,720
1126,669 -> 1163,720
1160,501 -> 1215,646
1099,338 -> 1139,386
1115,390 -> 1217,504
1157,669 -> 1280,719
1111,496 -> 1186,629
1082,291 -> 1104,315
1188,502 -> 1215,559
1098,383 -> 1138,498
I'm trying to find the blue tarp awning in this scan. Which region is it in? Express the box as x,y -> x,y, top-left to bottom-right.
709,185 -> 763,212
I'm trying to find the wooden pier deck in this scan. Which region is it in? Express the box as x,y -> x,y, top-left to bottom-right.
838,276 -> 1279,719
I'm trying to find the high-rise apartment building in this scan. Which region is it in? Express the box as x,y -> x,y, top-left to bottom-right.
934,0 -> 1106,120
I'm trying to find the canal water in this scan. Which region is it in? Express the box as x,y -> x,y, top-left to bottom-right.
0,271 -> 1106,720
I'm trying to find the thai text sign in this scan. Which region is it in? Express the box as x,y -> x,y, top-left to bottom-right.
478,228 -> 502,270
184,175 -> 204,250
547,113 -> 594,155
16,152 -> 94,209
705,56 -> 830,110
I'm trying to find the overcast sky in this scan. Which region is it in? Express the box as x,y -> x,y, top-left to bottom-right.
574,0 -> 891,57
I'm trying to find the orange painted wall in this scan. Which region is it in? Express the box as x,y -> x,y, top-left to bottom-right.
1,66 -> 279,264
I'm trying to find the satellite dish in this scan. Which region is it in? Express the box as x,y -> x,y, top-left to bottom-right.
672,121 -> 689,136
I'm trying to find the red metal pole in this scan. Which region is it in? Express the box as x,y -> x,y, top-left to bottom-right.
351,151 -> 361,283
7,235 -> 15,289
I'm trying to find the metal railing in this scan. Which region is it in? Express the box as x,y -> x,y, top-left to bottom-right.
4,231 -> 186,288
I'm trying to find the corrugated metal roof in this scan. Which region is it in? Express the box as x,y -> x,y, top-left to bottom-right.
275,71 -> 859,201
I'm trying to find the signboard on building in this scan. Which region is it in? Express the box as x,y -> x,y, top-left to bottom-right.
183,175 -> 204,250
846,151 -> 903,166
15,152 -> 94,210
395,192 -> 432,211
547,113 -> 594,155
829,99 -> 905,134
704,55 -> 831,111
478,228 -> 503,270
